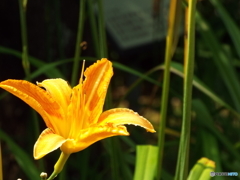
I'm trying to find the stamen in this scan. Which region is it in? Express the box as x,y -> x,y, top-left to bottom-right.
79,60 -> 85,85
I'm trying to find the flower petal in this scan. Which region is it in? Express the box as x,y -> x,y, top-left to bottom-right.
83,58 -> 113,124
0,80 -> 63,130
98,108 -> 156,133
60,125 -> 129,154
34,128 -> 66,159
67,84 -> 89,138
37,79 -> 72,111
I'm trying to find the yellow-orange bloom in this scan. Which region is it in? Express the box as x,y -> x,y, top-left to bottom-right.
0,58 -> 155,159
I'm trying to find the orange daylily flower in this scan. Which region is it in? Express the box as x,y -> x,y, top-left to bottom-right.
0,58 -> 155,160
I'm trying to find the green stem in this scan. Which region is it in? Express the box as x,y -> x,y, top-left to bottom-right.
87,0 -> 100,58
156,1 -> 179,179
18,0 -> 30,79
55,0 -> 64,59
71,0 -> 86,86
31,110 -> 45,171
96,1 -> 118,179
175,0 -> 197,180
105,86 -> 120,180
47,152 -> 70,180
97,0 -> 108,58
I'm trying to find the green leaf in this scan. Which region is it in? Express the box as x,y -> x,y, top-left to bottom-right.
196,11 -> 240,112
134,145 -> 158,180
0,46 -> 64,78
191,99 -> 224,179
0,129 -> 39,179
209,0 -> 240,59
192,99 -> 240,163
113,62 -> 160,85
169,62 -> 240,118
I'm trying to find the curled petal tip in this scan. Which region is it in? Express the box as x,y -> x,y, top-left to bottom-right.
98,108 -> 156,133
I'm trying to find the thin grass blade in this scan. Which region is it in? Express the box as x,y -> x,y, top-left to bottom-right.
209,0 -> 240,59
175,1 -> 197,179
196,11 -> 240,112
156,0 -> 181,179
192,99 -> 240,163
0,46 -> 64,78
0,130 -> 39,179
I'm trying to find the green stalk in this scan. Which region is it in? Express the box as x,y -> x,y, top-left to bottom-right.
31,110 -> 45,172
87,0 -> 100,58
96,1 -> 120,179
175,0 -> 197,180
156,1 -> 179,179
18,0 -> 30,79
47,152 -> 70,180
105,73 -> 119,179
19,0 -> 45,173
97,0 -> 108,58
104,87 -> 120,180
55,0 -> 64,59
71,0 -> 86,86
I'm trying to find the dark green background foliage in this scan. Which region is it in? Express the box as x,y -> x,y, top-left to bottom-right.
0,0 -> 240,179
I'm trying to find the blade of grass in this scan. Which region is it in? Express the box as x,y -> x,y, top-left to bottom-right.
30,109 -> 45,172
103,70 -> 119,180
30,59 -> 73,80
113,61 -> 159,85
0,129 -> 39,179
55,0 -> 65,60
168,62 -> 240,118
175,0 -> 197,179
113,60 -> 240,119
18,0 -> 30,79
18,3 -> 43,176
0,46 -> 64,78
156,0 -> 181,179
196,10 -> 240,112
97,0 -> 108,58
71,0 -> 86,86
200,132 -> 223,180
192,99 -> 240,163
87,0 -> 100,58
209,0 -> 240,59
96,0 -> 122,179
193,100 -> 223,179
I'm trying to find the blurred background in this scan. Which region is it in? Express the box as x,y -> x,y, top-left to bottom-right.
1,0 -> 240,179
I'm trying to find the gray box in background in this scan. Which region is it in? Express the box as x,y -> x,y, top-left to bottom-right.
96,0 -> 169,52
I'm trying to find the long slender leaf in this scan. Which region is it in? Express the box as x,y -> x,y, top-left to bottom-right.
113,61 -> 160,85
0,130 -> 39,179
0,46 -> 64,78
192,100 -> 223,180
192,99 -> 240,164
175,1 -> 197,179
157,1 -> 180,179
114,60 -> 240,119
196,10 -> 240,112
169,62 -> 240,118
209,0 -> 240,59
